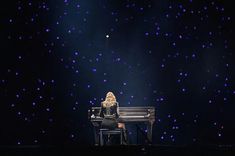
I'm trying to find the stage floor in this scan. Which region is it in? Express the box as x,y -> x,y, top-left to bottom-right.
1,144 -> 235,156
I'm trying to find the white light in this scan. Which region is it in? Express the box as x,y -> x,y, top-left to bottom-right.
106,34 -> 109,38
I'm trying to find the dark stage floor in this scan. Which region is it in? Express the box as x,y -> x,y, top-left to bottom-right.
1,145 -> 235,156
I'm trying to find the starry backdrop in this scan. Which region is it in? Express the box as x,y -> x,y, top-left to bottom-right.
0,0 -> 234,146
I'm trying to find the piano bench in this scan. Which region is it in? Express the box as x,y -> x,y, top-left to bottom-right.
99,128 -> 124,146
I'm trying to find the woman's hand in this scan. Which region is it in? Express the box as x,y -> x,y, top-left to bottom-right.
118,123 -> 125,129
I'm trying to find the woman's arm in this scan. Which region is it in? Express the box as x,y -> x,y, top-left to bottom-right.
116,102 -> 120,118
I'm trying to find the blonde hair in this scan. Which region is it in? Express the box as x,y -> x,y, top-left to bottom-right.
102,92 -> 117,107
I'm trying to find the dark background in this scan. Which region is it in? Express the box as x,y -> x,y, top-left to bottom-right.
0,0 -> 234,146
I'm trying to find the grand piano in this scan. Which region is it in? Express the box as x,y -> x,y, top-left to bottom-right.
88,107 -> 155,145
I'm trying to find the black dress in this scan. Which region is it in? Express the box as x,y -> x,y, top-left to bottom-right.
99,102 -> 128,145
99,102 -> 119,130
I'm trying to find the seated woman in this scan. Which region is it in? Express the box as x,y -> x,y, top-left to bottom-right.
99,92 -> 127,144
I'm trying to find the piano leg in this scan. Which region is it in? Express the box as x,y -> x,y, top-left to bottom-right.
147,123 -> 153,143
93,127 -> 99,145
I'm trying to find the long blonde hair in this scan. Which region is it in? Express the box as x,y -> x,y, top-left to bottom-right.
102,92 -> 117,107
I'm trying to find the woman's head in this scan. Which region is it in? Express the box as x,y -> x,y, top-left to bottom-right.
103,91 -> 117,107
105,92 -> 116,102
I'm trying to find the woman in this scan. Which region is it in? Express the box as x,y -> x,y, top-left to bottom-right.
99,92 -> 127,144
